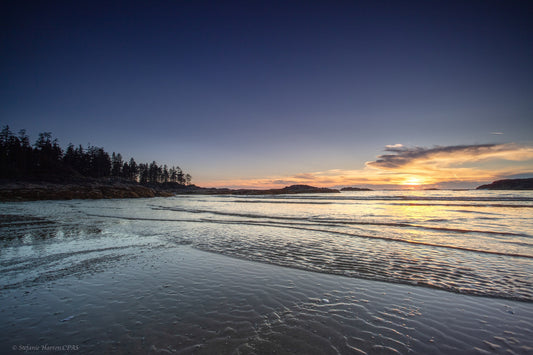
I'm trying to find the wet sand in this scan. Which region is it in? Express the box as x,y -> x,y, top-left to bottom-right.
2,244 -> 532,354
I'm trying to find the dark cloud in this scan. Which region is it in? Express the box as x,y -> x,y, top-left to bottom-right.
367,144 -> 496,169
271,179 -> 300,185
293,173 -> 315,180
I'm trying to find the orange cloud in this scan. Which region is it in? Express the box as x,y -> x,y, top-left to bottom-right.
367,143 -> 533,169
202,143 -> 533,189
364,143 -> 533,186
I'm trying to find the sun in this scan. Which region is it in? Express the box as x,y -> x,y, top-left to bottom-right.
402,176 -> 424,186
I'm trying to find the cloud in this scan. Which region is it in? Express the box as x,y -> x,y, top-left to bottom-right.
200,143 -> 533,189
363,143 -> 533,186
491,132 -> 504,135
366,143 -> 533,171
367,144 -> 494,169
292,173 -> 316,180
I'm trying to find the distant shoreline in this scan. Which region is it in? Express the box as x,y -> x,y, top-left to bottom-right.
0,179 -> 173,202
0,181 -> 339,202
1,178 -> 531,202
476,178 -> 533,190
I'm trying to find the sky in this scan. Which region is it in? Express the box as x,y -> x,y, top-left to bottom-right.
2,0 -> 533,189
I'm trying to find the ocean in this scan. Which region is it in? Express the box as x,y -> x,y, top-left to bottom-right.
1,190 -> 532,353
158,190 -> 533,301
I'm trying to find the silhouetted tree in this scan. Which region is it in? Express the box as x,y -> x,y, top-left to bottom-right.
33,132 -> 63,175
176,167 -> 184,184
111,152 -> 123,177
139,163 -> 149,184
148,161 -> 159,183
0,126 -> 191,185
162,165 -> 169,183
87,146 -> 111,178
121,161 -> 130,180
75,145 -> 90,176
169,167 -> 177,183
0,126 -> 19,177
16,129 -> 32,174
128,158 -> 138,181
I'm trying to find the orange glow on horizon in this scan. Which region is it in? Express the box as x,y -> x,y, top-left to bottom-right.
196,143 -> 533,190
401,176 -> 424,187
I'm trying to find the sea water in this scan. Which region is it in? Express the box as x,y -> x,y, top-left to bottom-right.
1,190 -> 532,301
1,190 -> 533,353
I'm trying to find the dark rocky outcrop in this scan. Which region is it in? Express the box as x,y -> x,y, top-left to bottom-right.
237,184 -> 340,195
0,180 -> 173,201
173,184 -> 340,195
0,181 -> 339,201
476,178 -> 533,190
340,187 -> 373,191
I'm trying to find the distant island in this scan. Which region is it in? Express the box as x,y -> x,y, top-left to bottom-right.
340,187 -> 373,191
180,184 -> 340,196
476,178 -> 533,190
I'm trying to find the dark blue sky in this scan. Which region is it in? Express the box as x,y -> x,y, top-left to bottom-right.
2,1 -> 532,187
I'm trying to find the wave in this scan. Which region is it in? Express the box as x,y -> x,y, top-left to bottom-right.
386,203 -> 533,208
86,213 -> 533,259
228,200 -> 334,205
84,212 -> 533,301
225,199 -> 533,208
150,206 -> 530,238
214,199 -> 533,208
228,194 -> 533,202
448,210 -> 502,215
0,244 -> 151,290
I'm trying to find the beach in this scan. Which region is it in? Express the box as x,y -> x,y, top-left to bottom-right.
4,1 -> 532,352
2,245 -> 532,354
1,192 -> 532,354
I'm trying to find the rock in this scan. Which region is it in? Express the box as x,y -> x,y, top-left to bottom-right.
476,178 -> 533,190
218,185 -> 339,195
0,181 -> 340,201
0,181 -> 167,201
340,187 -> 373,191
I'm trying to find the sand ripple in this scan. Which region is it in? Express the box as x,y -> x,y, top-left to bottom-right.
1,246 -> 532,354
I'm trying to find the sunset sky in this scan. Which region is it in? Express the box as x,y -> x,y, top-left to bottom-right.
2,1 -> 532,189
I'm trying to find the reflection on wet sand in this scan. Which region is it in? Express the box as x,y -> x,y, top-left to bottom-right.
1,194 -> 532,354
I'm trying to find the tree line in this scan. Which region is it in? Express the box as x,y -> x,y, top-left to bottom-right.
0,126 -> 191,185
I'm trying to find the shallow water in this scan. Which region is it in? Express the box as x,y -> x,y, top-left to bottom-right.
1,245 -> 533,354
5,190 -> 528,300
1,191 -> 532,353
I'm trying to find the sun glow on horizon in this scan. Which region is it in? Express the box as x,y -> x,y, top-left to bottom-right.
388,175 -> 436,190
401,176 -> 427,186
196,143 -> 533,190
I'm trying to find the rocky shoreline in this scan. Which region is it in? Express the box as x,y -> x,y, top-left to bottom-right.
4,177 -> 532,202
0,181 -> 340,202
340,187 -> 372,191
476,178 -> 533,190
177,184 -> 340,195
0,181 -> 174,201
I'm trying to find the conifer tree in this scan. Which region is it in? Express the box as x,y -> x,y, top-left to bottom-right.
0,125 -> 191,185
